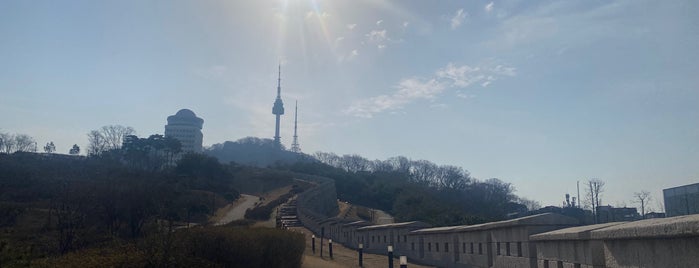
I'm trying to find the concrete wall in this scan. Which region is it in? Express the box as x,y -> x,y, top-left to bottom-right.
296,174 -> 339,235
531,222 -> 624,268
294,174 -> 699,268
592,215 -> 699,268
405,213 -> 579,268
531,215 -> 699,268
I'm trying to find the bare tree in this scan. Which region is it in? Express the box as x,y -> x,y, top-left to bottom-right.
101,125 -> 135,150
387,156 -> 411,174
340,154 -> 371,172
409,160 -> 439,186
86,125 -> 135,156
518,197 -> 542,211
14,134 -> 36,152
371,159 -> 394,172
585,178 -> 605,222
0,132 -> 14,153
633,190 -> 652,217
87,130 -> 107,156
437,165 -> 470,190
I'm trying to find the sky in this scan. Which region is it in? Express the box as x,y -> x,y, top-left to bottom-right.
1,0 -> 698,209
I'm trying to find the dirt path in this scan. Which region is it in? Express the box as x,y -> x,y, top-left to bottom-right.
212,194 -> 258,225
291,227 -> 433,268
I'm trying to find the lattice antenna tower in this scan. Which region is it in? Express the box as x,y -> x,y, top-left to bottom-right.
291,100 -> 301,153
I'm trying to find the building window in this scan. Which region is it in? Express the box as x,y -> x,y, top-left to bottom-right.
557,261 -> 564,268
436,243 -> 439,252
428,243 -> 431,252
404,235 -> 407,243
470,242 -> 474,254
506,242 -> 510,256
463,242 -> 466,253
411,242 -> 415,251
497,242 -> 501,255
478,243 -> 482,255
445,243 -> 449,252
372,236 -> 375,242
384,236 -> 387,243
544,260 -> 549,268
517,242 -> 522,257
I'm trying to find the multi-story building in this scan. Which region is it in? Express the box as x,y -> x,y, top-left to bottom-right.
664,182 -> 699,217
164,109 -> 204,152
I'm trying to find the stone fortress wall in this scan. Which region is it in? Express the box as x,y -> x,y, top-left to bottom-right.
296,180 -> 699,268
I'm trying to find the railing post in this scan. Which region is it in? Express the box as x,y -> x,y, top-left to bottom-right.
329,239 -> 333,259
359,243 -> 364,267
400,256 -> 407,268
388,245 -> 394,268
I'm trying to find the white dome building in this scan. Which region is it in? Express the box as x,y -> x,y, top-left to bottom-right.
164,109 -> 204,152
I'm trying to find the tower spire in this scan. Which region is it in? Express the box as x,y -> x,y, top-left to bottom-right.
277,64 -> 281,97
291,100 -> 301,153
272,64 -> 285,148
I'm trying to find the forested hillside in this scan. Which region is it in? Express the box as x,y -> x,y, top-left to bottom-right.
282,152 -> 536,226
0,151 -> 303,267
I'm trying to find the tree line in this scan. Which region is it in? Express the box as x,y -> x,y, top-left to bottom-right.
281,152 -> 524,226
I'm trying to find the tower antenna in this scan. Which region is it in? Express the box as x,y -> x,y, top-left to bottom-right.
291,100 -> 301,153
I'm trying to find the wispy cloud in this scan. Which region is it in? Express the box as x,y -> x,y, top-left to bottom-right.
376,20 -> 383,25
344,78 -> 445,118
347,24 -> 357,30
338,49 -> 360,63
451,9 -> 467,29
485,2 -> 494,13
365,29 -> 393,49
365,29 -> 387,42
345,62 -> 516,118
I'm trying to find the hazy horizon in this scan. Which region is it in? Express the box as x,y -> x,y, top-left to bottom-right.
1,0 -> 697,208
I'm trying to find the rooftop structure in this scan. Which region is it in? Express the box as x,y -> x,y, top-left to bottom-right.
164,109 -> 204,152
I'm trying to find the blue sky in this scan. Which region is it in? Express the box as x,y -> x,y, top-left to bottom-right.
1,0 -> 697,208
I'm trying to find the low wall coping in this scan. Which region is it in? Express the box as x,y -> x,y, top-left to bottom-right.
357,221 -> 431,231
591,214 -> 699,240
530,222 -> 625,241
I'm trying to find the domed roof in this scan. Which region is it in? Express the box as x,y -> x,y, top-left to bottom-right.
175,109 -> 197,117
167,108 -> 204,128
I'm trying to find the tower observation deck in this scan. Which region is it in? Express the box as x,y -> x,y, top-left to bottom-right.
272,65 -> 284,148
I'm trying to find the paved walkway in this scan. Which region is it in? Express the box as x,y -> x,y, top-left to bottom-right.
291,227 -> 433,268
213,194 -> 258,225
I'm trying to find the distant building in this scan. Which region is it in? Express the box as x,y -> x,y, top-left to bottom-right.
164,109 -> 204,152
644,212 -> 665,219
664,182 -> 699,217
596,205 -> 640,223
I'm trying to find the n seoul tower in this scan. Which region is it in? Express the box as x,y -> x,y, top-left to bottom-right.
272,65 -> 285,148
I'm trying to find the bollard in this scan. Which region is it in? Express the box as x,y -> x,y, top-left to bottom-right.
388,245 -> 394,268
312,235 -> 316,254
399,256 -> 407,268
358,243 -> 364,267
329,239 -> 333,259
